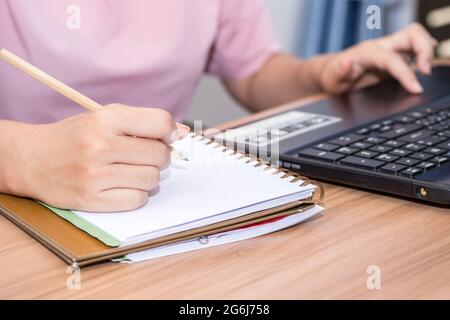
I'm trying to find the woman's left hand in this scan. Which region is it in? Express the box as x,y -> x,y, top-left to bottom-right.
320,23 -> 438,95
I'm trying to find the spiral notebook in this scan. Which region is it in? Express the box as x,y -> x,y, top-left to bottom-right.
0,133 -> 324,266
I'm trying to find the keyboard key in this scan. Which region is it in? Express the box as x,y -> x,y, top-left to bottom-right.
438,110 -> 449,118
382,119 -> 395,126
315,143 -> 339,151
408,111 -> 425,119
351,142 -> 372,149
423,147 -> 446,155
427,115 -> 443,123
404,143 -> 426,152
384,140 -> 406,148
379,124 -> 421,139
395,116 -> 415,124
390,149 -> 413,157
370,145 -> 393,153
329,134 -> 364,146
410,152 -> 434,161
340,156 -> 385,170
337,147 -> 358,155
437,130 -> 450,138
376,154 -> 400,162
354,150 -> 379,159
370,123 -> 382,131
437,141 -> 450,150
396,158 -> 420,166
436,114 -> 447,122
357,128 -> 371,135
428,124 -> 448,131
424,106 -> 441,115
298,149 -> 345,162
365,136 -> 386,144
378,125 -> 393,133
380,163 -> 406,175
400,167 -> 423,177
417,162 -> 436,170
399,130 -> 434,143
417,136 -> 447,146
418,118 -> 432,125
431,157 -> 449,165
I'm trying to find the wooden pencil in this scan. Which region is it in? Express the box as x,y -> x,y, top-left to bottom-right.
0,48 -> 187,161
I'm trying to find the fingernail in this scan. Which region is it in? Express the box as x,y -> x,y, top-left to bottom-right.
411,80 -> 424,94
176,124 -> 190,140
177,123 -> 191,131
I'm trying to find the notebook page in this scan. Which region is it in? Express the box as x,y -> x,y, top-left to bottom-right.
74,134 -> 312,243
117,205 -> 324,263
122,189 -> 314,246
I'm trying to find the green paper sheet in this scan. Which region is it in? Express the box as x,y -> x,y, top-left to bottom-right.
40,202 -> 121,247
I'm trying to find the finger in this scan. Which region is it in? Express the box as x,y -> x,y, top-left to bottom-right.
385,23 -> 437,52
98,164 -> 160,192
335,58 -> 354,81
325,56 -> 372,93
108,136 -> 171,169
431,37 -> 439,46
407,26 -> 435,74
93,188 -> 150,212
103,105 -> 178,144
385,24 -> 436,74
321,57 -> 354,94
375,49 -> 423,94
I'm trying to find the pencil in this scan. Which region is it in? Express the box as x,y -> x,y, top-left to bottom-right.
0,48 -> 188,161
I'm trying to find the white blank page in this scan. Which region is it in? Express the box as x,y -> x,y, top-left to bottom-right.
74,134 -> 314,244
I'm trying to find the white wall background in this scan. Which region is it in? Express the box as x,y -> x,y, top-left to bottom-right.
187,0 -> 416,127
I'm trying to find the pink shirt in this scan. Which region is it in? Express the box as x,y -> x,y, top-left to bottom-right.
0,0 -> 278,123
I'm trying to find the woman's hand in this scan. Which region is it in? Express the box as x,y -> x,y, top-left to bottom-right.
320,23 -> 438,95
2,104 -> 190,212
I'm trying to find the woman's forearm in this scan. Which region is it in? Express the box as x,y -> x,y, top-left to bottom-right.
225,53 -> 335,112
0,120 -> 31,195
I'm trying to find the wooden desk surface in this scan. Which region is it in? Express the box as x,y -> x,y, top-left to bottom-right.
1,92 -> 450,300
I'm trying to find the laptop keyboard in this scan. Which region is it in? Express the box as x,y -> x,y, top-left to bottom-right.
298,105 -> 450,178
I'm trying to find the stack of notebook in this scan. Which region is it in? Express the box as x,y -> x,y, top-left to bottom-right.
0,133 -> 324,266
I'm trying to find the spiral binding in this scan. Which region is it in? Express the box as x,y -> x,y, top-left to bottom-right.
190,133 -> 324,206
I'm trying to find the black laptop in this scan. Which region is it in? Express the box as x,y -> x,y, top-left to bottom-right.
216,66 -> 450,205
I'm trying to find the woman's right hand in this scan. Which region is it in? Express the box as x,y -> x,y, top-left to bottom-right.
1,104 -> 190,212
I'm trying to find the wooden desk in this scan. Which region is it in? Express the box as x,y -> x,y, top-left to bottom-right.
1,96 -> 450,300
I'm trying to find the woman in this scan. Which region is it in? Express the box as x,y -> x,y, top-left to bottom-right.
0,0 -> 436,211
